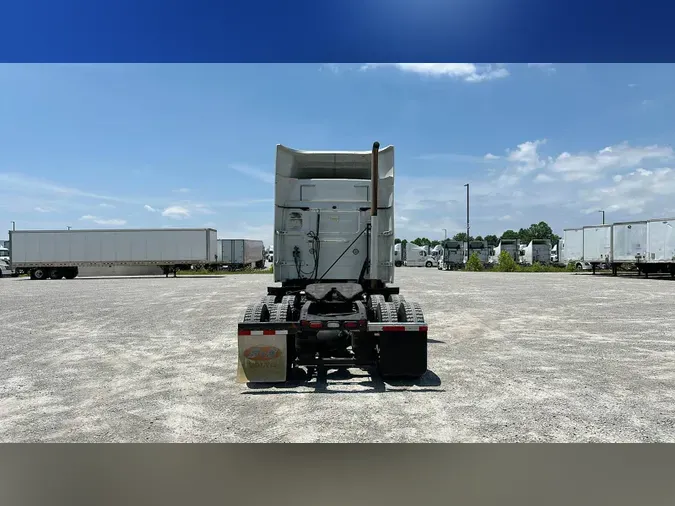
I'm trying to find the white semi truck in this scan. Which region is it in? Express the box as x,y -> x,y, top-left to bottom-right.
237,142 -> 429,384
520,239 -> 552,265
437,239 -> 463,270
9,228 -> 218,279
404,242 -> 437,267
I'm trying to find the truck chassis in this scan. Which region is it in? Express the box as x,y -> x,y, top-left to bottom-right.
238,281 -> 428,382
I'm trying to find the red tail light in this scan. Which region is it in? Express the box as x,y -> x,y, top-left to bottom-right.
308,322 -> 323,329
344,321 -> 358,329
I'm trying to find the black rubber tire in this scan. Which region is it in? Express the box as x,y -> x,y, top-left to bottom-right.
260,295 -> 278,307
575,263 -> 583,271
387,294 -> 405,313
425,261 -> 433,268
49,269 -> 63,280
375,302 -> 399,323
32,268 -> 46,280
242,303 -> 270,322
268,303 -> 291,322
398,301 -> 425,324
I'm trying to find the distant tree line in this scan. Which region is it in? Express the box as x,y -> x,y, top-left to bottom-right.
395,221 -> 561,248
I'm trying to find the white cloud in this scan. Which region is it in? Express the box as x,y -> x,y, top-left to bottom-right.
579,167 -> 675,215
34,206 -> 52,213
507,139 -> 547,174
361,63 -> 510,83
162,206 -> 190,219
628,83 -> 637,88
229,164 -> 275,184
99,203 -> 115,208
548,143 -> 673,182
79,215 -> 127,226
484,153 -> 500,160
534,173 -> 556,183
144,205 -> 157,212
173,188 -> 190,193
498,215 -> 513,221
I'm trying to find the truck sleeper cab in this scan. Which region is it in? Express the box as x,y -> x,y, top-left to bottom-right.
237,143 -> 429,384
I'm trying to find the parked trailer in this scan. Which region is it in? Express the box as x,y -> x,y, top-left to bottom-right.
237,142 -> 429,384
217,239 -> 266,270
561,228 -> 590,270
9,228 -> 218,280
520,239 -> 552,266
437,239 -> 463,270
638,218 -> 675,278
582,224 -> 611,274
606,220 -> 647,275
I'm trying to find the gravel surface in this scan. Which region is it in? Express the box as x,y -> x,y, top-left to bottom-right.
2,269 -> 674,442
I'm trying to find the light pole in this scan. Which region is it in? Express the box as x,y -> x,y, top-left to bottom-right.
464,183 -> 470,242
11,221 -> 15,231
598,210 -> 605,225
67,226 -> 71,230
442,228 -> 447,240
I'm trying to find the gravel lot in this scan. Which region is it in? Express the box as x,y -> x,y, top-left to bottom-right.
2,269 -> 674,442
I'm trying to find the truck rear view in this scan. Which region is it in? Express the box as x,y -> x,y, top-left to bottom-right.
237,142 -> 429,383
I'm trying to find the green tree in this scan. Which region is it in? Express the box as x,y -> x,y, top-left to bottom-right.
465,252 -> 484,271
500,229 -> 519,240
430,240 -> 441,247
475,235 -> 484,241
395,238 -> 402,244
453,232 -> 473,243
495,250 -> 519,272
484,234 -> 499,246
411,237 -> 431,246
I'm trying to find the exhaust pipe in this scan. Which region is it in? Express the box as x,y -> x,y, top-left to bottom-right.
370,142 -> 380,288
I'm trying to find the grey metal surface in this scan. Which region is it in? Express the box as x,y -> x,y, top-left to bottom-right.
2,268 -> 674,442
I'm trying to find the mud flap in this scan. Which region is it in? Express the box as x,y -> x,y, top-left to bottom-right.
236,333 -> 288,383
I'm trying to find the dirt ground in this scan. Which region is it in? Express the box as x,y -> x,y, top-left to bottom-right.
2,268 -> 674,442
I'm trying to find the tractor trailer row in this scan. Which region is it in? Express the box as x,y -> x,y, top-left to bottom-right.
558,218 -> 675,276
6,228 -> 266,280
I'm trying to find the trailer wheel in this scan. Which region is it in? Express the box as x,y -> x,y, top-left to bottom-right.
32,268 -> 47,280
575,263 -> 583,271
64,268 -> 77,280
49,269 -> 63,280
425,261 -> 433,268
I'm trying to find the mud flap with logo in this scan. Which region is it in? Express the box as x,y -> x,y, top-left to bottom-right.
236,332 -> 288,383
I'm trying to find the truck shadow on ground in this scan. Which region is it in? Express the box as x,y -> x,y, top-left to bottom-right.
242,369 -> 443,395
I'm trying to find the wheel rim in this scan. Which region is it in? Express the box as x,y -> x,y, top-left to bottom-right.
35,270 -> 45,279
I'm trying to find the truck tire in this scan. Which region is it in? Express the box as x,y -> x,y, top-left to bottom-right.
425,261 -> 433,268
368,294 -> 387,320
242,303 -> 270,322
398,301 -> 425,324
260,295 -> 278,307
280,295 -> 299,320
49,269 -> 63,280
378,300 -> 427,379
387,294 -> 405,313
64,268 -> 78,280
268,303 -> 291,322
31,268 -> 47,280
375,302 -> 399,323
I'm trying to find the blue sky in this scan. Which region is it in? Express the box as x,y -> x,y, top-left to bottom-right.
2,63 -> 675,244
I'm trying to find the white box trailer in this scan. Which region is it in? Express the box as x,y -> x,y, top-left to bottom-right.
583,225 -> 612,267
635,218 -> 675,277
560,228 -> 590,270
520,239 -> 551,265
611,221 -> 648,264
217,239 -> 266,270
9,228 -> 218,280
